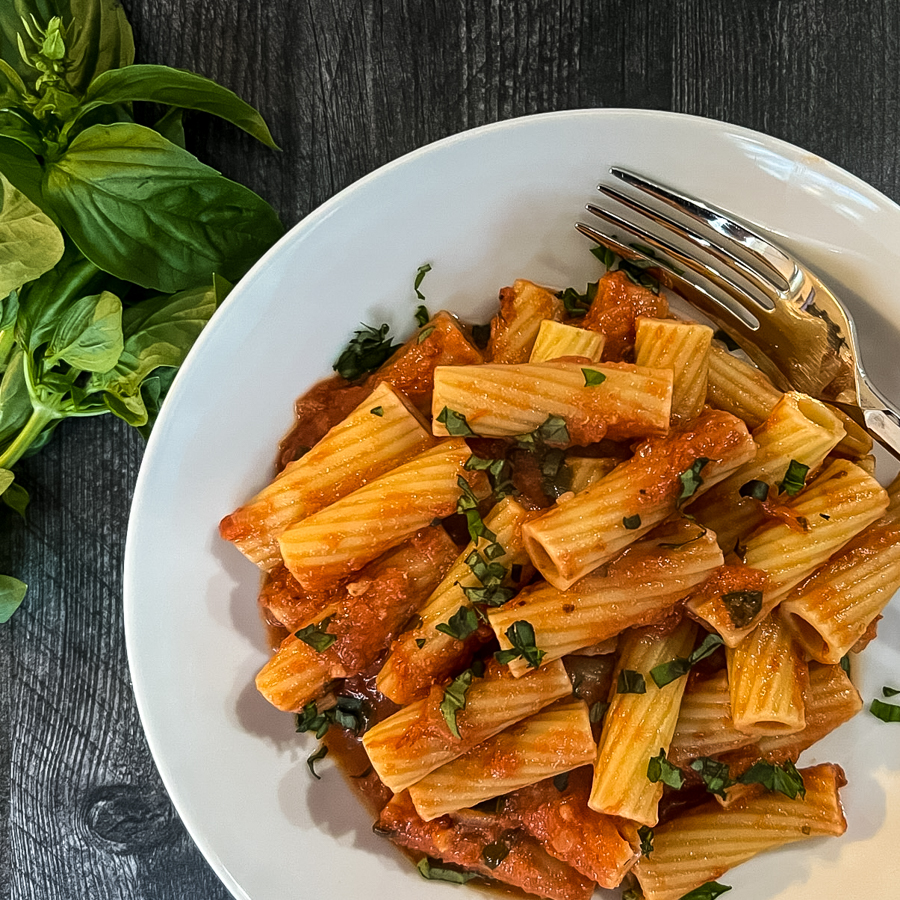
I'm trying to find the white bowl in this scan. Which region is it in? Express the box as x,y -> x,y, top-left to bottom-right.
124,109 -> 900,900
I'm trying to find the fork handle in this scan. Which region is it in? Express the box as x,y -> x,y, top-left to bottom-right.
858,377 -> 900,462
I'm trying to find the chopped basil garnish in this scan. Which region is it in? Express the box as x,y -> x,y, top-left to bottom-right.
678,457 -> 711,503
647,748 -> 684,789
334,323 -> 400,380
481,834 -> 514,870
690,757 -> 734,799
650,633 -> 724,688
637,824 -> 654,856
778,459 -> 809,497
456,476 -> 497,545
739,479 -> 769,501
558,282 -> 599,317
465,454 -> 515,500
884,686 -> 900,697
839,654 -> 851,676
539,446 -> 572,501
517,415 -> 570,448
414,304 -> 430,326
370,406 -> 384,416
494,620 -> 545,669
436,606 -> 479,642
589,700 -> 610,723
414,262 -> 432,300
417,325 -> 436,344
679,883 -> 732,900
623,514 -> 642,530
553,771 -> 570,792
307,743 -> 328,779
415,638 -> 426,649
462,547 -> 515,610
738,759 -> 806,798
294,616 -> 337,652
582,368 -> 607,387
416,858 -> 477,885
296,696 -> 367,737
721,590 -> 763,629
295,701 -> 330,739
617,669 -> 647,694
438,406 -> 476,436
871,697 -> 900,722
439,668 -> 476,738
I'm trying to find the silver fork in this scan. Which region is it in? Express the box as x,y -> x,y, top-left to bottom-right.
576,167 -> 900,461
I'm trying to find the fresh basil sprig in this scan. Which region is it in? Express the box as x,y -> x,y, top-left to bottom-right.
0,0 -> 282,622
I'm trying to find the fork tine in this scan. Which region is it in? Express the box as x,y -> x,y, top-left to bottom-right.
574,221 -> 762,342
584,201 -> 772,327
610,168 -> 797,293
596,184 -> 779,309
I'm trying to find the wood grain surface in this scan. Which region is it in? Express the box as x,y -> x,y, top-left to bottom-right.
1,1 -> 899,897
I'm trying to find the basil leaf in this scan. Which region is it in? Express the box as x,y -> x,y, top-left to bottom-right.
481,832 -> 516,869
370,406 -> 384,416
0,58 -> 27,102
440,668 -> 475,738
647,749 -> 684,789
152,106 -> 185,149
85,278 -> 221,424
294,616 -> 336,653
417,325 -> 435,344
589,700 -> 609,722
414,262 -> 431,300
637,824 -> 654,856
0,172 -> 64,297
623,514 -> 642,529
778,459 -> 809,496
737,759 -> 806,798
883,686 -> 900,698
650,633 -> 724,688
739,479 -> 769,501
536,414 -> 569,445
44,289 -> 122,371
0,572 -> 27,622
690,757 -> 734,799
617,669 -> 646,694
2,479 -> 28,519
77,64 -> 278,148
678,457 -> 710,503
557,282 -> 597,317
457,476 -> 496,545
0,467 -> 12,495
306,743 -> 328,779
414,304 -> 429,326
0,348 -> 33,445
437,405 -> 476,436
436,605 -> 479,642
494,620 -> 544,669
416,858 -> 477,885
0,136 -> 45,211
553,771 -> 569,791
334,322 -> 399,380
679,883 -> 732,900
582,367 -> 607,387
870,698 -> 900,722
43,123 -> 283,292
720,590 -> 763,629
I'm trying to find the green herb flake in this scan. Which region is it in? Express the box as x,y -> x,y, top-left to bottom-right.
739,479 -> 769,501
589,701 -> 610,723
481,837 -> 513,870
306,743 -> 328,779
678,457 -> 710,503
647,749 -> 684,789
415,638 -> 426,649
334,323 -> 399,380
438,406 -> 476,436
370,406 -> 384,416
623,514 -> 642,530
679,883 -> 732,900
651,633 -> 725,689
294,616 -> 337,653
617,669 -> 647,694
883,686 -> 900,697
690,757 -> 734,799
416,857 -> 477,885
871,698 -> 900,722
720,590 -> 763,629
558,282 -> 598,317
414,262 -> 432,300
456,477 -> 498,546
839,654 -> 851,676
537,415 -> 570,445
436,606 -> 479,642
417,325 -> 435,344
494,620 -> 545,669
637,824 -> 654,856
553,771 -> 570,792
778,459 -> 810,497
737,759 -> 806,798
439,668 -> 476,738
414,304 -> 430,326
582,368 -> 607,387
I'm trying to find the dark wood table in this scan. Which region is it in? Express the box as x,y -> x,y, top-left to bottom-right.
2,1 -> 899,897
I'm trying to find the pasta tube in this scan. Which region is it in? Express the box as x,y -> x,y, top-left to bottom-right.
279,439 -> 485,590
632,764 -> 847,900
490,520 -> 723,676
407,699 -> 596,820
529,319 -> 605,362
589,619 -> 698,826
634,317 -> 713,423
432,359 -> 673,445
363,659 -> 572,793
219,381 -> 434,569
487,279 -> 564,363
522,409 -> 755,589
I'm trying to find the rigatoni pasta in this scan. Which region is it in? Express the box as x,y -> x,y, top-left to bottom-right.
221,253 -> 898,900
